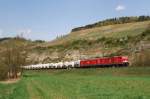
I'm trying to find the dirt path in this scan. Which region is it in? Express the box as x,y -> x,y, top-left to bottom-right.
0,78 -> 20,84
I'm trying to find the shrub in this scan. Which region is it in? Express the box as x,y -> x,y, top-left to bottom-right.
133,50 -> 150,66
0,61 -> 8,80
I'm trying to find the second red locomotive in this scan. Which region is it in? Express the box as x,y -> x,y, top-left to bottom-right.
80,56 -> 129,68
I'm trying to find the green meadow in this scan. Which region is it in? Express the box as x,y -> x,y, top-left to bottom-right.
0,67 -> 150,99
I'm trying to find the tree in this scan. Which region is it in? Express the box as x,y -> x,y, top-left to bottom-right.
0,60 -> 8,80
0,38 -> 28,80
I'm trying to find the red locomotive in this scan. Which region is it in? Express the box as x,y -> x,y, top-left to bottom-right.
80,56 -> 129,68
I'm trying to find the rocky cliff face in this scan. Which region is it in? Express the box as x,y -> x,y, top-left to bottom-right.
27,49 -> 105,63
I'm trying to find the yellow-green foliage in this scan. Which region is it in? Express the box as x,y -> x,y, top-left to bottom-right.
0,62 -> 8,80
133,50 -> 150,66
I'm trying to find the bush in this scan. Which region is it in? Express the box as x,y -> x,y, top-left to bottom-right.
0,62 -> 8,80
133,50 -> 150,66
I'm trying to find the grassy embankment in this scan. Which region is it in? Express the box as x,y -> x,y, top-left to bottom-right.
0,67 -> 150,99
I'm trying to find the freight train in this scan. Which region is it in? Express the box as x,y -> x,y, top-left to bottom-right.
23,56 -> 129,70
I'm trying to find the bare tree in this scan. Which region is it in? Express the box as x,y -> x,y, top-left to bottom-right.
1,38 -> 27,79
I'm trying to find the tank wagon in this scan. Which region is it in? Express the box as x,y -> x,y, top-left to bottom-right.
23,56 -> 129,70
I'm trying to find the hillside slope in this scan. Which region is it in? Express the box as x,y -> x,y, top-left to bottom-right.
28,20 -> 150,64
0,19 -> 150,65
45,21 -> 150,46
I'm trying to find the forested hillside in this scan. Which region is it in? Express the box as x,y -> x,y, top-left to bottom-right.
72,16 -> 150,32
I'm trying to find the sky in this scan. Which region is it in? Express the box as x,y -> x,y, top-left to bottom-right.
0,0 -> 150,41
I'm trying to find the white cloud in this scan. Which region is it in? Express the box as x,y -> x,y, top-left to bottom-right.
115,5 -> 126,11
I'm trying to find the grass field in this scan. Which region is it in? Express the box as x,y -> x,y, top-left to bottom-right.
0,67 -> 150,99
